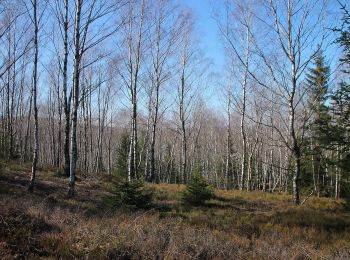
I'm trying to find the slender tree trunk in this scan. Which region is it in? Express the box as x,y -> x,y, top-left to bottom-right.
127,0 -> 145,181
28,0 -> 39,193
149,26 -> 161,183
9,32 -> 16,159
225,87 -> 232,190
82,86 -> 88,174
240,26 -> 250,191
290,59 -> 301,205
310,139 -> 318,194
180,62 -> 187,183
108,114 -> 113,175
144,95 -> 152,179
23,90 -> 33,162
68,0 -> 82,197
150,119 -> 158,182
63,0 -> 71,177
335,151 -> 341,198
56,80 -> 62,168
6,34 -> 13,159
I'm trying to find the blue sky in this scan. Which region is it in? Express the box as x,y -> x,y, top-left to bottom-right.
179,0 -> 225,69
175,0 -> 347,111
177,0 -> 228,110
178,0 -> 344,71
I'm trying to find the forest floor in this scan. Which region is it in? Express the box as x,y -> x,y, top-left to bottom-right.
1,161 -> 350,259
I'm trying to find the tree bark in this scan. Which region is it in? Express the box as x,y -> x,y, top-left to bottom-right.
127,0 -> 145,181
68,0 -> 82,197
225,86 -> 232,190
28,0 -> 39,193
240,26 -> 250,191
62,0 -> 71,177
180,54 -> 187,183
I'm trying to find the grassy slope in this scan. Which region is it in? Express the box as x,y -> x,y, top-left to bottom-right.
0,161 -> 349,259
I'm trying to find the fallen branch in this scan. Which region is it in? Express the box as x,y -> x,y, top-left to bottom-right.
301,190 -> 314,206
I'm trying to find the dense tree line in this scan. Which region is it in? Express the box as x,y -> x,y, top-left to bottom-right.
0,0 -> 349,204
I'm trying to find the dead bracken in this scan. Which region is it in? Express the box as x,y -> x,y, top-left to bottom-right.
0,163 -> 349,259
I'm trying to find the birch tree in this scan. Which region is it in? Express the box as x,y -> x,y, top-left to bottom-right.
175,11 -> 203,183
54,0 -> 71,177
264,0 -> 328,204
68,0 -> 121,196
146,0 -> 179,182
217,0 -> 329,204
28,0 -> 39,192
117,0 -> 146,181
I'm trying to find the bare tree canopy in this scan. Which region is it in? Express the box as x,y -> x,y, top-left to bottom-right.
0,0 -> 348,204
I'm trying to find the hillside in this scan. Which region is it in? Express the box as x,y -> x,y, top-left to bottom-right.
0,161 -> 350,259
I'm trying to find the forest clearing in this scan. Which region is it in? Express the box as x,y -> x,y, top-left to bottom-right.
1,0 -> 350,259
1,161 -> 350,259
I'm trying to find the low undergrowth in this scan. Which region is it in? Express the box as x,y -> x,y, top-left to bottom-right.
0,163 -> 349,259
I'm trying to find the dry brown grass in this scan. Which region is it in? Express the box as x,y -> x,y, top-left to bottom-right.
0,162 -> 350,259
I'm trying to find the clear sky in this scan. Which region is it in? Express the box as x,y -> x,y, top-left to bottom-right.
178,0 -> 344,71
179,0 -> 225,70
177,0 -> 228,111
176,0 -> 347,112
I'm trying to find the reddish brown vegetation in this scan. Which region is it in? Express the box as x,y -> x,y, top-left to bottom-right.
0,162 -> 349,259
